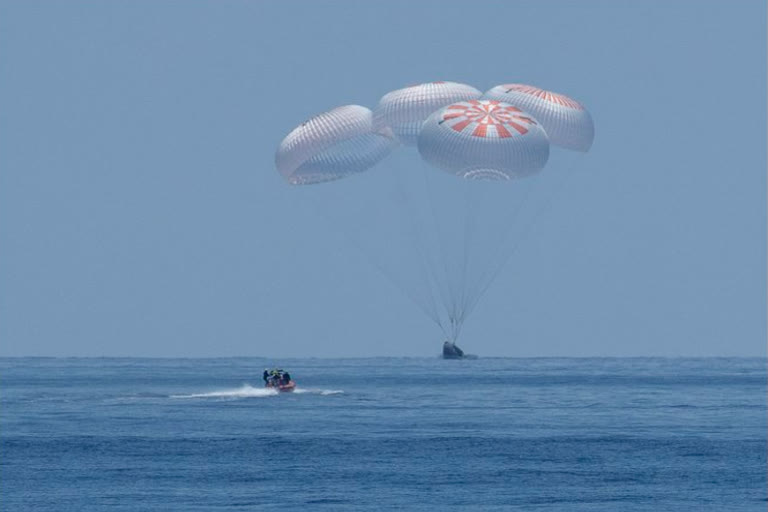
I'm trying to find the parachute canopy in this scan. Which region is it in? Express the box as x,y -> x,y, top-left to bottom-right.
418,100 -> 550,180
274,81 -> 593,344
483,84 -> 594,152
373,81 -> 482,145
275,105 -> 396,185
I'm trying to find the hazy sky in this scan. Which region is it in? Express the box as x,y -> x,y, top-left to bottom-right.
1,1 -> 765,357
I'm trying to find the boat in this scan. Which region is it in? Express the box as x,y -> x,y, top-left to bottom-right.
263,368 -> 296,392
269,380 -> 296,393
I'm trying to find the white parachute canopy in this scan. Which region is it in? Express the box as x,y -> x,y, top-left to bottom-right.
483,84 -> 594,152
275,105 -> 396,185
373,81 -> 482,145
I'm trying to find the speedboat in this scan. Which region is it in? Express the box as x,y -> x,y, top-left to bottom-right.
268,380 -> 296,393
263,368 -> 296,392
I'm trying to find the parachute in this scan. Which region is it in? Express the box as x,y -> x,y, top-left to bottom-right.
482,84 -> 594,152
275,83 -> 593,345
373,81 -> 482,145
275,105 -> 396,185
418,100 -> 550,180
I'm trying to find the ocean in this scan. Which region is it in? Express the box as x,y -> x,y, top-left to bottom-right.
1,357 -> 765,511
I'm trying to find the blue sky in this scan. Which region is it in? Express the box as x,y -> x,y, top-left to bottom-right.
0,1 -> 765,357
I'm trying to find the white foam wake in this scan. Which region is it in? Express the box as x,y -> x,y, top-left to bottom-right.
293,388 -> 344,396
170,384 -> 344,399
171,384 -> 277,399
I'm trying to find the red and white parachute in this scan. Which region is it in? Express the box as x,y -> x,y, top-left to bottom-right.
483,84 -> 594,152
275,81 -> 593,345
418,99 -> 549,180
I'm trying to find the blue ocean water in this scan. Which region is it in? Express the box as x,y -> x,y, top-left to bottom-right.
1,357 -> 765,511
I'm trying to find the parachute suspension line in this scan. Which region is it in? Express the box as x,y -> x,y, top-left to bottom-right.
419,164 -> 461,335
463,158 -> 584,321
454,179 -> 479,340
458,182 -> 471,329
307,194 -> 448,338
464,183 -> 553,321
461,177 -> 539,321
464,234 -> 524,322
467,160 -> 584,320
447,179 -> 483,343
407,164 -> 443,314
390,162 -> 447,336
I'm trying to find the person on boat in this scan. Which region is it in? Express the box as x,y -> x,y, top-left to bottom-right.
264,369 -> 280,385
264,368 -> 293,388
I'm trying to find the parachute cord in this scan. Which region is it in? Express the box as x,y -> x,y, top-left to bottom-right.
460,177 -> 537,320
463,183 -> 553,320
391,162 -> 446,335
420,165 -> 460,328
449,315 -> 460,343
307,194 -> 448,337
460,182 -> 483,321
463,158 -> 584,321
407,163 -> 452,326
457,180 -> 473,328
452,179 -> 481,341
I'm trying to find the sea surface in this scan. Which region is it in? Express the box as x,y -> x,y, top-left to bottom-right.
1,357 -> 765,511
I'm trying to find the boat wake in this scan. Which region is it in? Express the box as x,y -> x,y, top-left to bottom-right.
170,384 -> 343,399
294,388 -> 344,396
